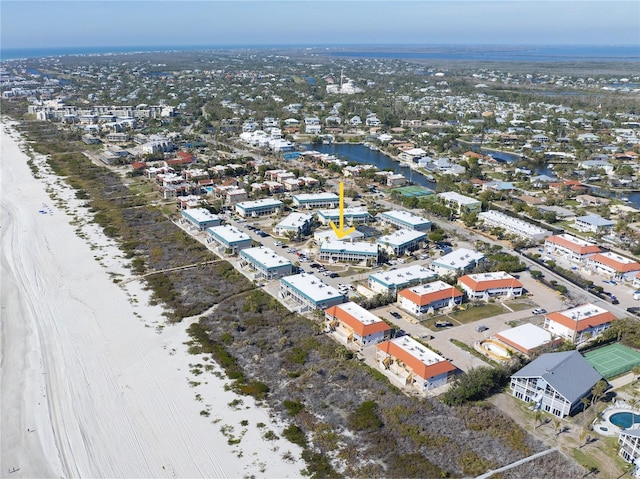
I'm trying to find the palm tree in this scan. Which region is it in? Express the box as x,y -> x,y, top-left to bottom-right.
553,418 -> 561,438
534,409 -> 543,430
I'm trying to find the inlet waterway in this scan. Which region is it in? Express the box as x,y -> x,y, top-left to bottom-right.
301,143 -> 437,190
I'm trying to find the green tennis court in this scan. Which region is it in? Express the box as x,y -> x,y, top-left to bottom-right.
584,343 -> 640,379
390,185 -> 434,197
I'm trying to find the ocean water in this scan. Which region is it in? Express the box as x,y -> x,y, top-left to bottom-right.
1,44 -> 638,62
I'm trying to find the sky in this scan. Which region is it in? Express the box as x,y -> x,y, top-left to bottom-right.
1,1 -> 639,50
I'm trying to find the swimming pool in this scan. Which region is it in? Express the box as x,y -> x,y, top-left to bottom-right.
610,412 -> 640,429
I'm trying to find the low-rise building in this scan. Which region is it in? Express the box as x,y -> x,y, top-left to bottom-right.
317,207 -> 370,226
314,229 -> 365,244
478,210 -> 552,241
319,240 -> 379,264
573,214 -> 615,234
325,302 -> 392,347
273,212 -> 314,238
239,246 -> 293,280
437,191 -> 482,215
235,198 -> 283,218
544,234 -> 601,263
586,251 -> 640,281
377,229 -> 427,256
368,264 -> 438,295
510,350 -> 603,417
376,336 -> 456,391
544,303 -> 616,344
206,225 -> 252,254
379,210 -> 432,232
293,192 -> 339,209
430,248 -> 485,277
398,280 -> 463,315
457,271 -> 523,301
180,208 -> 221,231
495,323 -> 560,356
279,273 -> 345,312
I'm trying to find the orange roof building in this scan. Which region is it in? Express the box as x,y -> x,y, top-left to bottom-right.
457,272 -> 524,300
376,336 -> 457,391
325,302 -> 392,347
543,303 -> 616,344
544,234 -> 601,263
586,252 -> 640,280
398,280 -> 463,315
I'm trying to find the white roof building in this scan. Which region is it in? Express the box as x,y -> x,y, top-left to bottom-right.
379,210 -> 432,232
239,246 -> 293,280
478,210 -> 552,241
279,273 -> 345,312
495,323 -> 558,355
377,229 -> 428,256
430,248 -> 485,276
368,264 -> 438,294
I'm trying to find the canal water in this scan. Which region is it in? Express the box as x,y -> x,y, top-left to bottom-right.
301,143 -> 437,190
302,143 -> 640,208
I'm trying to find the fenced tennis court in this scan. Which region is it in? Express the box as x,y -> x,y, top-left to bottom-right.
584,343 -> 640,379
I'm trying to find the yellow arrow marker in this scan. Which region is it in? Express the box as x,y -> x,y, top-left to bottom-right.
330,182 -> 356,239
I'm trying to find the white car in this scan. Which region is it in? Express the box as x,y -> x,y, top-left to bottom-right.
532,308 -> 547,315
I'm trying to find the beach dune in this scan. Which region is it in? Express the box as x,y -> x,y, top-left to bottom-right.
0,122 -> 301,478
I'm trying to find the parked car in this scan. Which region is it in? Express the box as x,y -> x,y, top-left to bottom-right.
475,325 -> 489,332
390,311 -> 402,319
435,320 -> 453,328
532,308 -> 547,315
329,272 -> 339,278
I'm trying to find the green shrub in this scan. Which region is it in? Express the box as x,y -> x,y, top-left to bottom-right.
348,401 -> 383,431
283,399 -> 305,416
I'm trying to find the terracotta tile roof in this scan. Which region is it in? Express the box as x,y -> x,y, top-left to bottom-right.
458,274 -> 523,292
398,286 -> 462,307
376,341 -> 456,380
325,305 -> 392,337
588,253 -> 640,273
545,235 -> 601,255
546,309 -> 616,332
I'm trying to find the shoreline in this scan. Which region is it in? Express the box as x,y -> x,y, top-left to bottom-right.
0,119 -> 302,477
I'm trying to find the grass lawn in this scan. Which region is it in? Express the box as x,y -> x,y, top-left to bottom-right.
504,300 -> 534,312
448,303 -> 507,324
571,447 -> 600,472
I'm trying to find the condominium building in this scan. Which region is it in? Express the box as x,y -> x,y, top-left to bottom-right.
398,280 -> 463,315
235,198 -> 283,218
319,240 -> 379,264
457,271 -> 523,301
317,207 -> 371,226
544,234 -> 601,263
293,192 -> 339,209
180,208 -> 221,231
279,273 -> 345,312
478,210 -> 552,241
379,210 -> 432,232
325,302 -> 392,347
206,225 -> 252,254
585,251 -> 640,281
239,246 -> 293,280
543,303 -> 616,344
273,212 -> 313,238
376,336 -> 456,391
437,191 -> 482,215
377,229 -> 427,257
368,265 -> 438,295
430,248 -> 485,277
618,427 -> 640,478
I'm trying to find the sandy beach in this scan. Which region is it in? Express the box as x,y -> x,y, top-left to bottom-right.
0,120 -> 302,478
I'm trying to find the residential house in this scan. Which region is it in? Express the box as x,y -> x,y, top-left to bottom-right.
510,350 -> 603,417
618,427 -> 640,478
573,214 -> 615,234
273,212 -> 313,238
